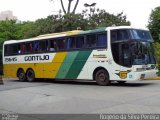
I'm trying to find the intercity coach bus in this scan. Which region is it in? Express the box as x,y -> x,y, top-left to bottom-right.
3,26 -> 158,85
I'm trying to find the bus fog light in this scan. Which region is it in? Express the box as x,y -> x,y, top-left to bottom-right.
140,74 -> 145,79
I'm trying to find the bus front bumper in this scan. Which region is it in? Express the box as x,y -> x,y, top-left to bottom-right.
135,69 -> 158,80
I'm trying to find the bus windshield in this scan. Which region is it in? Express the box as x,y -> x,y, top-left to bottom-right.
111,29 -> 156,67
129,29 -> 153,41
131,42 -> 156,65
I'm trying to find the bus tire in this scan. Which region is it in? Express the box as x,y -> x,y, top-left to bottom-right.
26,69 -> 35,82
17,69 -> 26,82
95,69 -> 110,86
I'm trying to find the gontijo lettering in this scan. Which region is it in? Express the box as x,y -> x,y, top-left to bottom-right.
24,55 -> 49,61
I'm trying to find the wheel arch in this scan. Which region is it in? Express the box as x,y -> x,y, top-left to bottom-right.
26,68 -> 34,73
93,67 -> 109,80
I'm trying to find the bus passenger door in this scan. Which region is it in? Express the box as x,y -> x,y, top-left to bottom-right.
119,43 -> 132,68
118,43 -> 132,79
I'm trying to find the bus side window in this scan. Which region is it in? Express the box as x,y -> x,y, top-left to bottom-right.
49,39 -> 56,51
34,41 -> 39,52
66,37 -> 76,49
10,44 -> 19,55
20,43 -> 26,54
111,30 -> 117,42
39,40 -> 47,52
86,34 -> 96,48
111,30 -> 129,42
26,42 -> 33,53
57,39 -> 65,50
4,45 -> 10,56
117,30 -> 129,40
97,33 -> 107,47
17,44 -> 21,54
76,36 -> 85,48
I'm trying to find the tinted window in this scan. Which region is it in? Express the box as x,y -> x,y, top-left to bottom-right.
33,41 -> 39,52
130,30 -> 153,41
6,44 -> 20,55
20,43 -> 26,54
76,36 -> 85,48
66,37 -> 76,49
26,42 -> 33,53
111,30 -> 129,42
97,33 -> 107,47
39,40 -> 47,52
12,44 -> 20,54
17,44 -> 21,54
4,45 -> 10,56
57,39 -> 65,50
86,34 -> 96,48
49,39 -> 56,51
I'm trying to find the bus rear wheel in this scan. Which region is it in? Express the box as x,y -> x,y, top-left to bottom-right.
95,69 -> 110,86
26,69 -> 35,82
17,69 -> 26,82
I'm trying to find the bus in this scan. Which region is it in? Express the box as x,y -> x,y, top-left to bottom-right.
2,26 -> 158,85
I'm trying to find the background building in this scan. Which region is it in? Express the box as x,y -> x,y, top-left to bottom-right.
0,10 -> 17,20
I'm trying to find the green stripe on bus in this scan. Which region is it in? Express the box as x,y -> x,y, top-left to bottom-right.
55,51 -> 79,79
66,50 -> 92,79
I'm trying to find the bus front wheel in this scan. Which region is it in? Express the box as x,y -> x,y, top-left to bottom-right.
17,69 -> 26,82
26,69 -> 35,82
95,69 -> 110,86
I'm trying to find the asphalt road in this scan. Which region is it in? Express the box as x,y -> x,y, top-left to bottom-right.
0,78 -> 160,120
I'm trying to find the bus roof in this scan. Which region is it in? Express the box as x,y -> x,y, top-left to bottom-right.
3,26 -> 149,44
106,26 -> 149,31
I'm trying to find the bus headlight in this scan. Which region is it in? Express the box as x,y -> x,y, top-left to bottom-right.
151,65 -> 156,69
136,68 -> 146,71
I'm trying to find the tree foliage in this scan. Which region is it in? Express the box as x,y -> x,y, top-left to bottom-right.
154,42 -> 160,64
83,8 -> 130,29
0,20 -> 20,42
148,6 -> 160,64
148,6 -> 160,42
